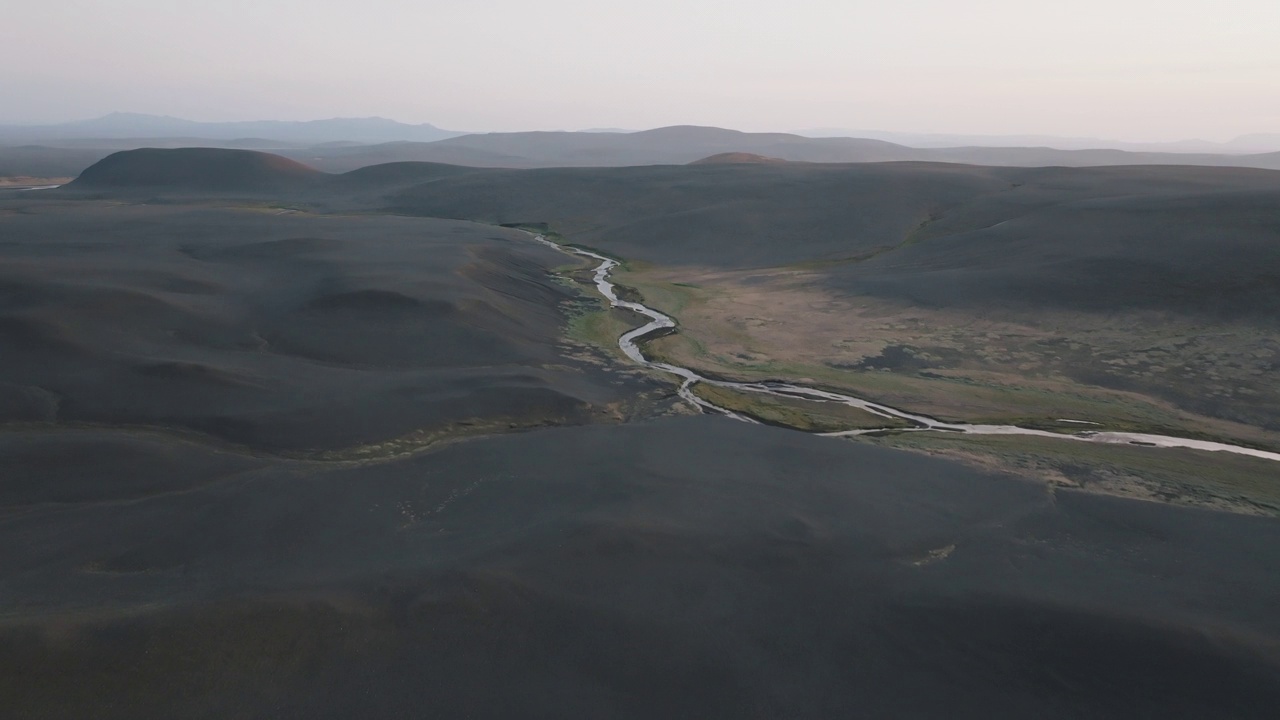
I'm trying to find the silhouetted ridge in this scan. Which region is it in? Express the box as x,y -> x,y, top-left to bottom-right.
72,148 -> 322,191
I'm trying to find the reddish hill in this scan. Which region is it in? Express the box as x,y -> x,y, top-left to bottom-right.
690,152 -> 789,165
71,148 -> 323,192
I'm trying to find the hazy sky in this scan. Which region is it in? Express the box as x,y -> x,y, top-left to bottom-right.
3,0 -> 1278,140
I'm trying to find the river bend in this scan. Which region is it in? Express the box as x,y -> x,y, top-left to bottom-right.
532,234 -> 1280,464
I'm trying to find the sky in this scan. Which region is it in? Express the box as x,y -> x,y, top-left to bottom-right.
3,0 -> 1279,141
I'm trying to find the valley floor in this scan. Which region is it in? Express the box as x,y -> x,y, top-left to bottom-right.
578,257 -> 1280,515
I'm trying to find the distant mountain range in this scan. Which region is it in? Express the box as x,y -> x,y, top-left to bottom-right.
275,126 -> 1280,173
794,128 -> 1280,154
4,116 -> 1280,179
0,113 -> 465,145
5,113 -> 1278,154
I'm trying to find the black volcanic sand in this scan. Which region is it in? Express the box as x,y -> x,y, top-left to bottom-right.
0,199 -> 658,452
5,149 -> 1280,717
2,418 -> 1278,718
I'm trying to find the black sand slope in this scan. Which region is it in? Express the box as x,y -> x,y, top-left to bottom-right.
0,199 -> 653,452
2,418 -> 1278,718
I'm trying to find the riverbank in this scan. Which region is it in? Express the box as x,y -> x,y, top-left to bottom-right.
534,232 -> 1280,515
0,177 -> 69,189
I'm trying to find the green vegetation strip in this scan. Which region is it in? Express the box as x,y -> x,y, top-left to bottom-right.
877,432 -> 1280,517
691,383 -> 912,433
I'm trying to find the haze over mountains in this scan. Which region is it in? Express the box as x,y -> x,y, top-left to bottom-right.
8,113 -> 1280,153
0,113 -> 463,145
5,114 -> 1280,182
798,128 -> 1280,155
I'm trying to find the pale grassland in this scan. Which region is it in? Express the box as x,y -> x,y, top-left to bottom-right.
611,262 -> 1280,452
691,383 -> 912,433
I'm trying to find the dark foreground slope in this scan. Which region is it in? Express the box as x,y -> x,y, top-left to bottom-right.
3,418 -> 1279,719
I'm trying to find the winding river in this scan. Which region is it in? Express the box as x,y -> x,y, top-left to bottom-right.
532,234 -> 1280,464
0,184 -> 62,193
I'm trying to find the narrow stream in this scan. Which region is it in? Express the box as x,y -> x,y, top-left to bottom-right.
0,184 -> 63,193
532,234 -> 1280,464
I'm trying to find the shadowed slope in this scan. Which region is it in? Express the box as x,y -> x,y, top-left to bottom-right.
2,418 -> 1278,718
0,201 -> 653,452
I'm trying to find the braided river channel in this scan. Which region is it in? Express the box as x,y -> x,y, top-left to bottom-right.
532,234 -> 1280,464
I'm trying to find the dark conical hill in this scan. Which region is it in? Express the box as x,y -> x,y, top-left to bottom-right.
71,147 -> 323,191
